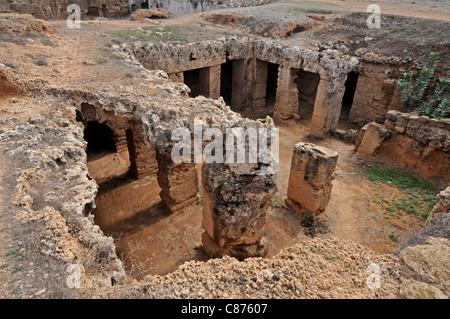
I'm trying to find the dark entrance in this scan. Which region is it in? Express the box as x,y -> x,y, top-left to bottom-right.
220,59 -> 233,105
340,71 -> 359,122
265,63 -> 279,108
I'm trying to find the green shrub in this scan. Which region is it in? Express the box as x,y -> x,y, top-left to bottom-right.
397,52 -> 449,118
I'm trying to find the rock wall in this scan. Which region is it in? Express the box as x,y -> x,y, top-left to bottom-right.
349,61 -> 404,124
127,37 -> 358,136
356,110 -> 450,186
138,0 -> 276,16
0,0 -> 130,19
0,0 -> 277,19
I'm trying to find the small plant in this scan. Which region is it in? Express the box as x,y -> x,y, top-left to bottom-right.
271,193 -> 282,208
364,165 -> 440,220
397,51 -> 449,118
388,232 -> 398,243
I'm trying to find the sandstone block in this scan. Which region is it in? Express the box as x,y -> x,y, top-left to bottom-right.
201,161 -> 277,259
356,122 -> 391,156
287,142 -> 338,215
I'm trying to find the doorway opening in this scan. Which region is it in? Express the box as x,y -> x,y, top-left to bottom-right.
184,68 -> 202,98
340,71 -> 359,122
220,59 -> 233,105
265,63 -> 279,109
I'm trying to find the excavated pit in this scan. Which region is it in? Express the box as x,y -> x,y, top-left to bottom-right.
82,117 -> 309,277
78,102 -> 311,277
85,38 -> 414,277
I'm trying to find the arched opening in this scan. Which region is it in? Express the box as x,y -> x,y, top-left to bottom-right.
340,71 -> 359,122
141,1 -> 149,9
84,121 -> 117,157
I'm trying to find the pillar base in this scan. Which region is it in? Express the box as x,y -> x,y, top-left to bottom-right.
160,194 -> 198,214
201,232 -> 268,261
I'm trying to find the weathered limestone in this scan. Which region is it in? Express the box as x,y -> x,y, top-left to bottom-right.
273,65 -> 298,120
113,129 -> 129,154
356,111 -> 450,186
199,65 -> 221,100
310,76 -> 347,138
349,62 -> 403,124
168,72 -> 184,83
127,38 -> 358,136
1,0 -> 276,19
250,59 -> 269,109
287,142 -> 338,215
356,122 -> 391,156
230,59 -> 249,111
296,69 -> 320,120
201,161 -> 277,260
156,150 -> 199,214
126,124 -> 158,179
77,102 -> 158,179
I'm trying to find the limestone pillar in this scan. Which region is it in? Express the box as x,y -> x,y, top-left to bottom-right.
274,66 -> 298,120
156,150 -> 199,214
201,162 -> 277,260
126,125 -> 158,179
199,65 -> 221,100
113,129 -> 129,155
230,60 -> 248,111
250,60 -> 268,110
287,142 -> 338,215
310,76 -> 346,137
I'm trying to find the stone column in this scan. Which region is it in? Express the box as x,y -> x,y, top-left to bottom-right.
113,129 -> 129,155
250,59 -> 268,110
287,142 -> 338,215
310,76 -> 346,137
199,65 -> 221,100
230,60 -> 248,111
274,66 -> 298,120
126,125 -> 158,179
201,162 -> 277,260
156,150 -> 199,214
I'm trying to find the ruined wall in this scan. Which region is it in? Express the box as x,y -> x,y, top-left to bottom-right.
349,61 -> 404,124
0,0 -> 277,19
0,0 -> 130,19
127,38 -> 358,136
140,0 -> 276,16
356,110 -> 450,186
